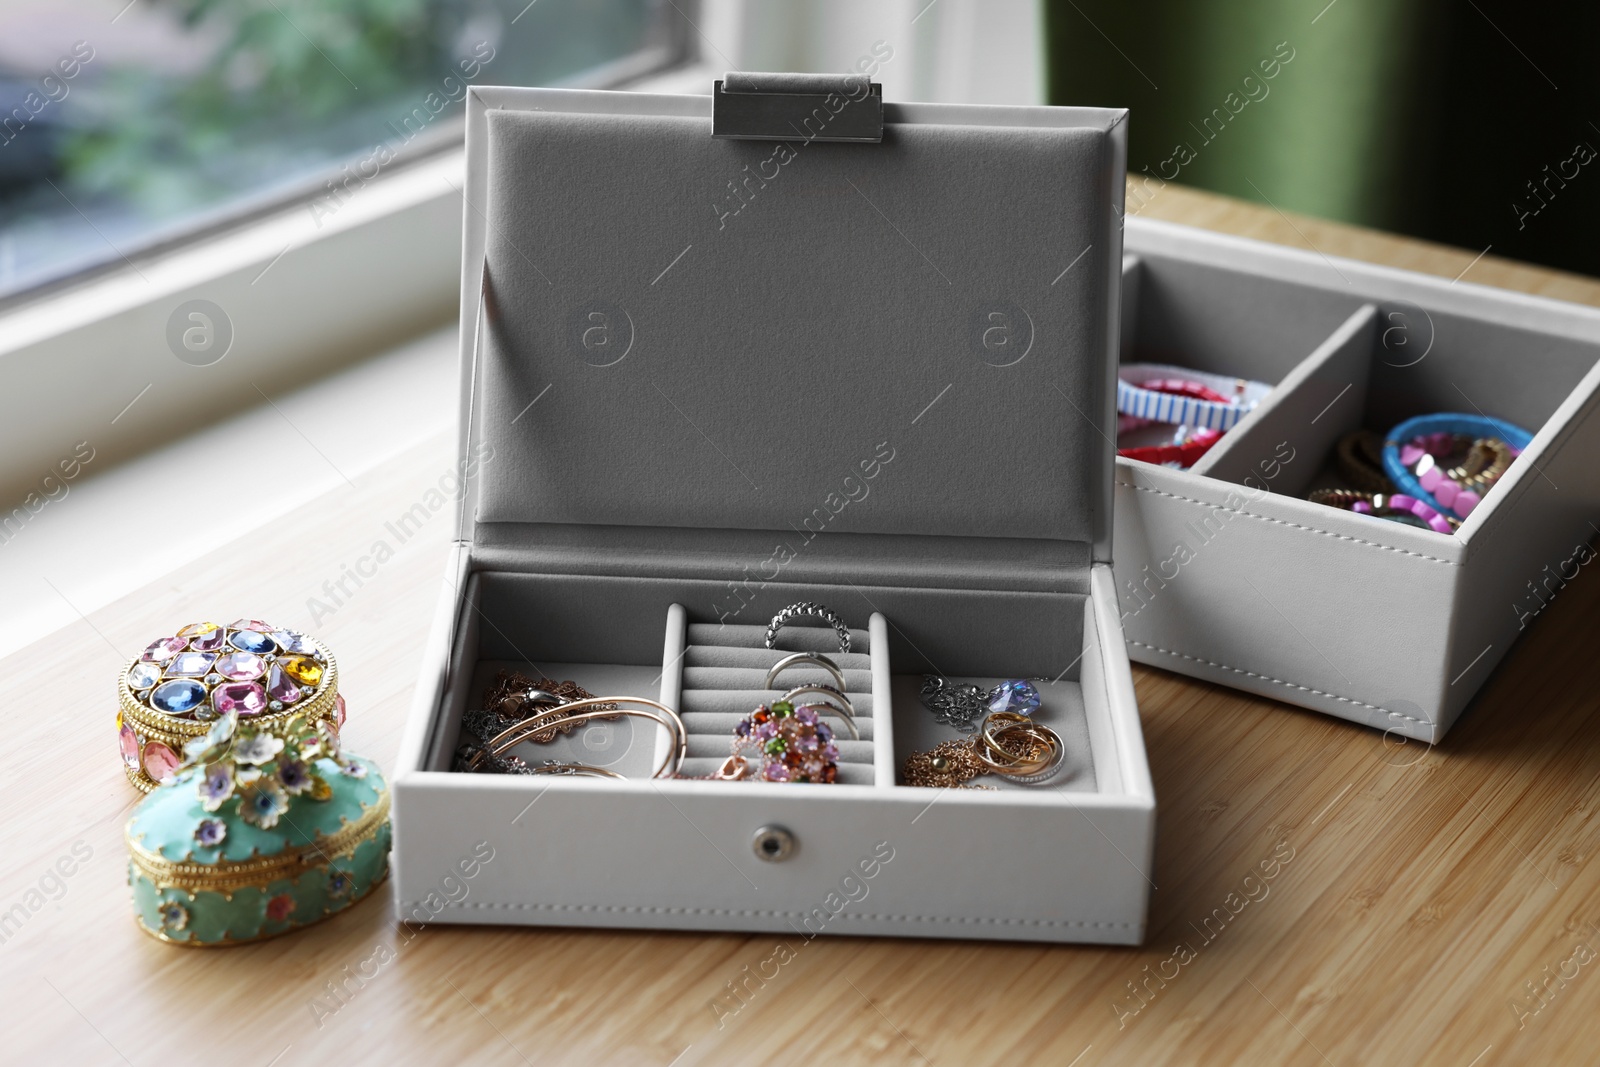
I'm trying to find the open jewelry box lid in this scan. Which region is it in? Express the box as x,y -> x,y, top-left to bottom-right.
455,82 -> 1127,577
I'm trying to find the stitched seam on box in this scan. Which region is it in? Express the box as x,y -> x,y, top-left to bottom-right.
1117,480 -> 1462,566
1128,639 -> 1431,727
404,901 -> 1137,930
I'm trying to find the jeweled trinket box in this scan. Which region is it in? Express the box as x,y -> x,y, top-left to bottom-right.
126,712 -> 390,946
119,619 -> 346,791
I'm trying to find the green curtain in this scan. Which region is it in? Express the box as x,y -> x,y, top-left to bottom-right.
1046,0 -> 1600,278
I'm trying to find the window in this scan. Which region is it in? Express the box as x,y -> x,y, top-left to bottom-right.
0,0 -> 687,304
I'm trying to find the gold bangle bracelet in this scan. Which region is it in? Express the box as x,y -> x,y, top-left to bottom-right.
524,764 -> 628,779
478,697 -> 688,779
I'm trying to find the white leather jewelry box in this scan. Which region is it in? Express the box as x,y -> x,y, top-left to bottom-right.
391,82 -> 1157,943
1115,219 -> 1600,742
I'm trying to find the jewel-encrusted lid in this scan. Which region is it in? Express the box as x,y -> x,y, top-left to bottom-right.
119,620 -> 346,794
125,619 -> 330,722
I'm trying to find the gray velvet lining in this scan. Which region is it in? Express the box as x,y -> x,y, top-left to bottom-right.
471,569 -> 1086,679
449,569 -> 1089,781
476,107 -> 1115,545
677,623 -> 876,785
471,523 -> 1093,595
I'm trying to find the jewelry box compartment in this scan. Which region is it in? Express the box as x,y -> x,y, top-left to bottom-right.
391,554 -> 1155,944
1113,218 -> 1600,740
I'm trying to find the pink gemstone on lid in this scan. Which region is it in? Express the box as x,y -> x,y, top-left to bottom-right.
266,663 -> 302,705
228,618 -> 273,632
119,724 -> 140,769
142,741 -> 180,782
335,693 -> 347,727
1433,480 -> 1459,509
214,681 -> 268,716
1455,490 -> 1481,517
140,636 -> 187,664
216,652 -> 266,681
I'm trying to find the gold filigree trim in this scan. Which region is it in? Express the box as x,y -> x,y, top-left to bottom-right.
127,788 -> 389,893
133,869 -> 389,947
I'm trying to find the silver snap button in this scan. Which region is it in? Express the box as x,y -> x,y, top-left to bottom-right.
752,824 -> 796,862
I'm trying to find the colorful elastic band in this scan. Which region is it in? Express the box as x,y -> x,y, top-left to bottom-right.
1382,414 -> 1532,520
1117,428 -> 1223,467
1117,363 -> 1272,432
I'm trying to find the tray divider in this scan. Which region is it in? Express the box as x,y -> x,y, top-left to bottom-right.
868,612 -> 896,788
1188,303 -> 1379,495
656,602 -> 688,774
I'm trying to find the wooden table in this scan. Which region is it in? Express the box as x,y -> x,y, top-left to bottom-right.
5,182 -> 1598,1066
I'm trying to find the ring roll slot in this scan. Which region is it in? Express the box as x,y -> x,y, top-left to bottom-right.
669,611 -> 892,786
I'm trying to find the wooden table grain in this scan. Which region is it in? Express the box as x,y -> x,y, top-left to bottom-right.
4,181 -> 1598,1066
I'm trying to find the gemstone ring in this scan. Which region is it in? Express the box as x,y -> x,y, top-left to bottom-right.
732,700 -> 841,784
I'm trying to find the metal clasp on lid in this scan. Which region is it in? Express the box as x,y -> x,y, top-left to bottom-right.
712,72 -> 883,143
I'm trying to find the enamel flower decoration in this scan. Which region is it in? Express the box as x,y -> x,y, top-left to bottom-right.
326,870 -> 354,900
158,901 -> 189,932
193,818 -> 227,848
234,733 -> 284,765
238,777 -> 290,829
265,893 -> 295,923
277,757 -> 314,795
198,762 -> 235,812
183,711 -> 238,765
339,760 -> 367,779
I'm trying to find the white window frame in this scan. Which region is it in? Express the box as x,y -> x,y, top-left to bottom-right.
0,0 -> 1040,504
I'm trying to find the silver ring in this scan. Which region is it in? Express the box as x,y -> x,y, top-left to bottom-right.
765,601 -> 851,654
780,683 -> 860,740
764,652 -> 846,692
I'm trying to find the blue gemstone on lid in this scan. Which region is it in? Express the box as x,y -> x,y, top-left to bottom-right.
986,680 -> 1041,717
150,679 -> 208,716
229,629 -> 276,654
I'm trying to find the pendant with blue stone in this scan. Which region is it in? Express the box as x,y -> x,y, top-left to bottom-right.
920,676 -> 1041,731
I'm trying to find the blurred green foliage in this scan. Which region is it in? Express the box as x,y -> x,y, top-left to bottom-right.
63,0 -> 455,212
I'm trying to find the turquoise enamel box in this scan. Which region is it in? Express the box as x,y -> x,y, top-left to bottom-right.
125,711 -> 390,946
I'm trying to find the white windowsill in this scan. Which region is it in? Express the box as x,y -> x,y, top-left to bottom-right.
0,0 -> 1044,659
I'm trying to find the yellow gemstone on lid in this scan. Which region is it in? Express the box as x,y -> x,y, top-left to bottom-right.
280,655 -> 323,687
178,621 -> 220,637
